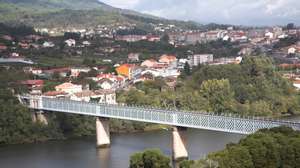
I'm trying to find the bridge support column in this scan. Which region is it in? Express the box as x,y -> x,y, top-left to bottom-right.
32,111 -> 48,125
96,117 -> 110,148
172,127 -> 188,161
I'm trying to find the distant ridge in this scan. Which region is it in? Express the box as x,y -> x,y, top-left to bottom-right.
0,0 -> 194,29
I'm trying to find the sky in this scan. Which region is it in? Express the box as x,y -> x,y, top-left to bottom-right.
100,0 -> 300,26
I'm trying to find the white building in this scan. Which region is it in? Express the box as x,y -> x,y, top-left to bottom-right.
43,41 -> 55,48
94,89 -> 117,104
188,54 -> 214,66
55,82 -> 82,94
288,47 -> 297,54
265,32 -> 274,39
293,81 -> 300,90
70,90 -> 95,102
97,78 -> 114,89
65,39 -> 76,47
70,67 -> 91,77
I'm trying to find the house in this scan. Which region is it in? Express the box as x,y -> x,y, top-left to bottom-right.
94,89 -> 117,104
65,39 -> 76,47
21,80 -> 44,93
55,82 -> 82,94
185,32 -> 206,44
147,35 -> 160,42
141,59 -> 158,68
265,32 -> 274,39
128,53 -> 140,62
82,41 -> 91,46
43,67 -> 71,77
97,78 -> 114,89
18,42 -> 29,49
288,47 -> 297,54
0,44 -> 7,51
43,91 -> 68,98
1,35 -> 13,41
70,67 -> 91,77
293,80 -> 300,90
70,90 -> 96,102
159,55 -> 177,64
43,41 -> 55,48
188,54 -> 213,66
116,64 -> 141,80
31,68 -> 43,75
116,35 -> 147,42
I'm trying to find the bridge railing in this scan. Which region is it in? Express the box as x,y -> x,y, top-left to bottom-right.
39,97 -> 300,134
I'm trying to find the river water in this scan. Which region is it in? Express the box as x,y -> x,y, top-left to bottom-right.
0,129 -> 244,168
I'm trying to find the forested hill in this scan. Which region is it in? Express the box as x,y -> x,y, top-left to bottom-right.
0,0 -> 199,29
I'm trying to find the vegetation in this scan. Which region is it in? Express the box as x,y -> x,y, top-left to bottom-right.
181,127 -> 300,168
129,127 -> 300,168
0,67 -> 63,145
0,0 -> 200,29
119,56 -> 300,117
130,149 -> 171,168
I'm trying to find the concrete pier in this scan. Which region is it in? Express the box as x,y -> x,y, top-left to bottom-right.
96,117 -> 110,148
172,127 -> 188,161
36,111 -> 48,125
32,111 -> 48,125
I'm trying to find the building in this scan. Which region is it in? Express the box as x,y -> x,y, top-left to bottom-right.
97,78 -> 114,89
188,54 -> 213,66
116,35 -> 147,42
185,32 -> 206,44
43,68 -> 71,78
159,55 -> 177,64
293,80 -> 300,90
128,53 -> 140,62
70,67 -> 91,77
94,89 -> 117,104
288,47 -> 297,54
65,39 -> 76,47
55,82 -> 82,94
141,59 -> 158,68
21,80 -> 44,89
70,90 -> 96,102
265,32 -> 274,39
116,64 -> 141,80
43,41 -> 55,48
147,35 -> 160,42
43,91 -> 68,98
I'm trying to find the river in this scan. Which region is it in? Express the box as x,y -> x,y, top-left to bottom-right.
0,129 -> 244,168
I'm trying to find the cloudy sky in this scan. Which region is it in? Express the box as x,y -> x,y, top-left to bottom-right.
101,0 -> 300,26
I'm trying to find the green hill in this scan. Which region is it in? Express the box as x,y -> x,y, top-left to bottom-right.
0,0 -> 197,29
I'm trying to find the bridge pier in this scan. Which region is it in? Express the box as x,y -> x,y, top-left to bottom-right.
172,127 -> 188,161
32,111 -> 48,125
96,117 -> 110,148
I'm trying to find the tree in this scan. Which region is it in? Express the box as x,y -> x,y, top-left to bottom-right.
129,149 -> 171,168
199,79 -> 235,113
185,127 -> 300,168
287,23 -> 295,30
183,62 -> 191,76
161,34 -> 170,44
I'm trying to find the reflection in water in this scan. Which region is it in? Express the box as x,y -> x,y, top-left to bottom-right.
0,129 -> 243,168
97,147 -> 111,168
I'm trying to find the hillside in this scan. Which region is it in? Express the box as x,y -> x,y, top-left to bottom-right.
0,0 -> 199,29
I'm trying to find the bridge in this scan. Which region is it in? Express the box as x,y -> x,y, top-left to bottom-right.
0,58 -> 34,64
21,96 -> 300,161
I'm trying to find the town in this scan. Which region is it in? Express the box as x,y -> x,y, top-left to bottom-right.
1,1 -> 300,167
1,22 -> 300,102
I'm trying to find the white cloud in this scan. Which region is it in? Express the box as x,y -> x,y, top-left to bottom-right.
101,0 -> 300,25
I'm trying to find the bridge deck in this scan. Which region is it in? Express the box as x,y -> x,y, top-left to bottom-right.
28,97 -> 300,135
